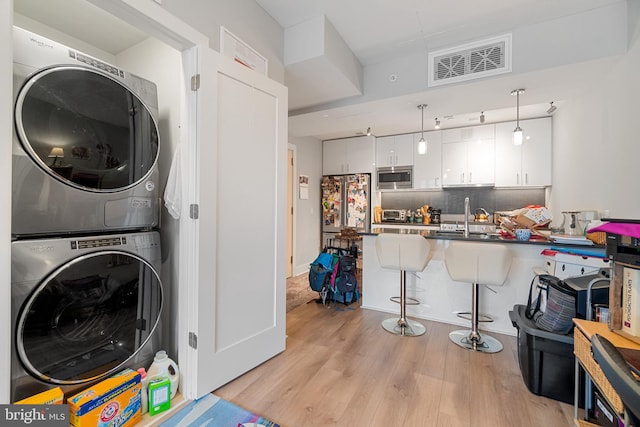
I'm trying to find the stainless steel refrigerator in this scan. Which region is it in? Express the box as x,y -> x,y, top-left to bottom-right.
321,174 -> 370,245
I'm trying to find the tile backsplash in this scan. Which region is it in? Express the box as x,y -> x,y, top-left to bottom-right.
381,187 -> 546,216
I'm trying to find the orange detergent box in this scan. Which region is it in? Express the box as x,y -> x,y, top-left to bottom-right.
15,387 -> 64,404
68,368 -> 141,427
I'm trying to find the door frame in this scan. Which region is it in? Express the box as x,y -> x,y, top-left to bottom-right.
287,144 -> 297,278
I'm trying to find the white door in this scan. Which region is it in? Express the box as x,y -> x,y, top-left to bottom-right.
181,45 -> 287,399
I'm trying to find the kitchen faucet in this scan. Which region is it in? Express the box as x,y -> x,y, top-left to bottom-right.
464,197 -> 470,238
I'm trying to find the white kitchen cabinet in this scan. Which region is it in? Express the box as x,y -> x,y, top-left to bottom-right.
495,117 -> 552,187
323,135 -> 375,174
441,125 -> 495,186
376,133 -> 414,167
413,130 -> 442,189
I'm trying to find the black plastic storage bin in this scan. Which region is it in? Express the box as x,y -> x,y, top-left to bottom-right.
509,304 -> 584,405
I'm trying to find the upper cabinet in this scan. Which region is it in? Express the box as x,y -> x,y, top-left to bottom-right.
441,124 -> 495,186
413,130 -> 442,189
323,135 -> 375,175
494,117 -> 552,187
376,133 -> 414,167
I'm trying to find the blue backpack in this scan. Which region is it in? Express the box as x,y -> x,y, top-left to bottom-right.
331,255 -> 359,305
309,252 -> 336,292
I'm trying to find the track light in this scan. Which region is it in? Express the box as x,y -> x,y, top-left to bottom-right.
434,118 -> 440,130
480,111 -> 485,124
417,104 -> 428,155
511,89 -> 525,146
546,102 -> 557,115
366,127 -> 372,136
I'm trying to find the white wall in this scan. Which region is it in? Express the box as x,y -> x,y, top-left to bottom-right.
548,3 -> 640,222
160,0 -> 284,84
289,136 -> 322,275
0,0 -> 13,405
116,37 -> 183,360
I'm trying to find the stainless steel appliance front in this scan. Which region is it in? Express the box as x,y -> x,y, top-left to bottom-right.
12,27 -> 160,237
11,231 -> 163,402
377,166 -> 413,190
382,209 -> 407,222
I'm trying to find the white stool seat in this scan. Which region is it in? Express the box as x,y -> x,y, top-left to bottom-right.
375,234 -> 433,336
445,242 -> 511,286
444,241 -> 512,353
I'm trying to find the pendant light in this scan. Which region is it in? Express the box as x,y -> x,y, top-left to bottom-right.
417,104 -> 428,155
434,118 -> 440,130
511,89 -> 525,145
479,111 -> 485,124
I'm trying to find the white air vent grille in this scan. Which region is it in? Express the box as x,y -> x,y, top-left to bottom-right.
428,34 -> 512,87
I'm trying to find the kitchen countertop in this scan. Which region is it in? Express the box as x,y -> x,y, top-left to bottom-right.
364,226 -> 606,249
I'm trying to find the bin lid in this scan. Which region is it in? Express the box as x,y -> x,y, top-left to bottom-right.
509,305 -> 574,344
563,271 -> 610,291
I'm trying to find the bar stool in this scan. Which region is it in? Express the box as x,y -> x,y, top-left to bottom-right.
375,233 -> 433,337
444,241 -> 512,353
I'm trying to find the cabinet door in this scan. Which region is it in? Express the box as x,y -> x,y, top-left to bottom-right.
467,139 -> 495,184
413,130 -> 442,189
442,141 -> 467,185
495,121 -> 522,186
376,136 -> 395,167
346,135 -> 375,173
184,45 -> 286,399
323,139 -> 346,175
521,117 -> 552,186
495,118 -> 552,187
393,133 -> 414,166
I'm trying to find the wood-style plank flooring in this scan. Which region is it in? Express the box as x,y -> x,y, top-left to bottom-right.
215,299 -> 576,427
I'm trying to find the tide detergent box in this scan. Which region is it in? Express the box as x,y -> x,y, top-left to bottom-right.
15,387 -> 64,404
68,368 -> 141,427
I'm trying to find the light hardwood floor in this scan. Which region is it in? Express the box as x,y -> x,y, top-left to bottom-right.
215,300 -> 576,427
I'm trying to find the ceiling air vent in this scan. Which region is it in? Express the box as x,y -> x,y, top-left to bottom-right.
428,34 -> 512,87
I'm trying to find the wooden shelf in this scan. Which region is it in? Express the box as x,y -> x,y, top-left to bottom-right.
138,393 -> 190,426
574,419 -> 599,427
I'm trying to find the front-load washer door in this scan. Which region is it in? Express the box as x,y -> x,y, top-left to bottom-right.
15,66 -> 159,192
16,250 -> 162,385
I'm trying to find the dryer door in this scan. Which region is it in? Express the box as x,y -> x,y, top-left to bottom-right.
15,66 -> 159,192
16,250 -> 162,385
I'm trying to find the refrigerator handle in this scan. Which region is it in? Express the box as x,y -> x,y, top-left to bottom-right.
341,177 -> 347,228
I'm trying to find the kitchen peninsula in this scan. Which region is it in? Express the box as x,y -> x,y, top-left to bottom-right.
360,228 -> 609,336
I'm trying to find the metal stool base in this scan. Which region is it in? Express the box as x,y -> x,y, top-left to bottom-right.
456,312 -> 493,322
449,329 -> 503,353
382,317 -> 426,337
390,296 -> 420,305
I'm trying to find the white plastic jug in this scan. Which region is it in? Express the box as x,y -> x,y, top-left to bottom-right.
146,350 -> 180,399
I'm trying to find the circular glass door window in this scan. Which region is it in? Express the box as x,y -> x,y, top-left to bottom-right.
15,66 -> 159,192
16,250 -> 163,385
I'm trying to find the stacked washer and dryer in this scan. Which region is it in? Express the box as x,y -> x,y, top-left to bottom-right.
10,27 -> 164,402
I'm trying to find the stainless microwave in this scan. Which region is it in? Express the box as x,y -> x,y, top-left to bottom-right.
377,166 -> 412,190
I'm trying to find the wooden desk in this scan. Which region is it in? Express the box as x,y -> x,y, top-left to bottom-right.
573,319 -> 640,427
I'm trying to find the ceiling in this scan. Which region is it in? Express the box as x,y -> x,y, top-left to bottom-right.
256,0 -> 625,140
13,0 -> 627,141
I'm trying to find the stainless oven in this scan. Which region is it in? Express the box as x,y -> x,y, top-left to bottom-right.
377,166 -> 412,190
